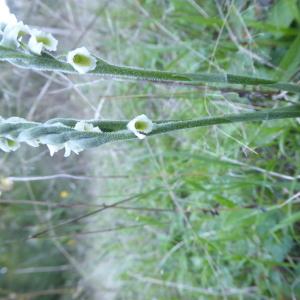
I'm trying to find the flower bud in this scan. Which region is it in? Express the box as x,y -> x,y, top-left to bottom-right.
0,177 -> 13,192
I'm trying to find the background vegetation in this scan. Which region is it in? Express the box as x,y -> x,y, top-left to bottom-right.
0,0 -> 300,299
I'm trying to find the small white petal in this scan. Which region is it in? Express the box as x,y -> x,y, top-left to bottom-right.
47,144 -> 64,156
28,29 -> 58,55
127,114 -> 153,139
135,131 -> 146,139
64,141 -> 83,157
67,47 -> 96,74
74,120 -> 101,132
0,21 -> 29,48
64,143 -> 72,157
47,141 -> 84,157
74,121 -> 85,131
0,11 -> 17,31
0,177 -> 14,192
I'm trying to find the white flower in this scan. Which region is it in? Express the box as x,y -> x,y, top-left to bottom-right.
0,6 -> 17,31
0,13 -> 17,32
37,122 -> 82,157
28,29 -> 58,55
0,21 -> 29,48
0,137 -> 20,152
127,114 -> 153,139
74,120 -> 101,133
63,141 -> 84,157
27,121 -> 101,158
60,121 -> 102,157
47,141 -> 84,158
67,47 -> 96,74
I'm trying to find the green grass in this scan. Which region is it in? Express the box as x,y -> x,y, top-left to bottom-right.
0,0 -> 300,299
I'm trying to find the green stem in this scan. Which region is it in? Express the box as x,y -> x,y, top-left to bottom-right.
152,105 -> 300,135
0,46 -> 299,93
1,106 -> 298,153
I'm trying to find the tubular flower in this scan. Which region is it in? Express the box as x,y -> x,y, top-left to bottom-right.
61,121 -> 102,157
127,114 -> 153,139
63,141 -> 84,157
45,121 -> 101,157
62,121 -> 102,157
67,47 -> 96,74
46,141 -> 84,158
0,21 -> 29,48
28,29 -> 58,55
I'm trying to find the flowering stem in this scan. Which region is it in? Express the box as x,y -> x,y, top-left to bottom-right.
0,105 -> 299,154
0,46 -> 299,94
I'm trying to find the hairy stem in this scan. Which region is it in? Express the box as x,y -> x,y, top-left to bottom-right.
0,105 -> 299,152
0,46 -> 299,93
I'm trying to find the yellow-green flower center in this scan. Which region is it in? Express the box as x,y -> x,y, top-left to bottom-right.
73,54 -> 92,66
36,36 -> 51,46
18,30 -> 27,39
7,139 -> 17,147
135,121 -> 147,131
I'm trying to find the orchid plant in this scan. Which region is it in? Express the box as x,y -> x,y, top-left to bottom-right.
0,13 -> 299,156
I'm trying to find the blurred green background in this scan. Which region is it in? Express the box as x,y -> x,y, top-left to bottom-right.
0,0 -> 300,299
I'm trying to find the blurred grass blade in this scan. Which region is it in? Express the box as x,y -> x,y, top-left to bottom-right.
276,34 -> 300,81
